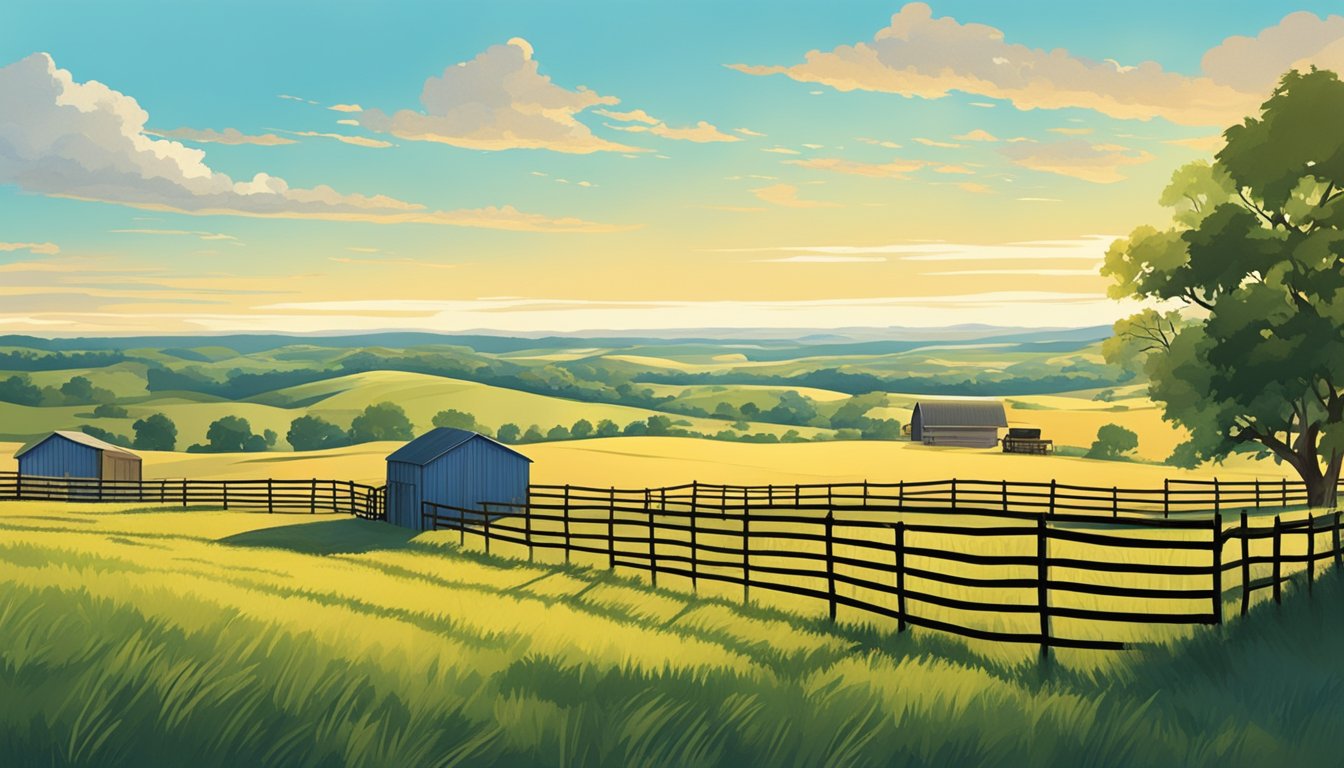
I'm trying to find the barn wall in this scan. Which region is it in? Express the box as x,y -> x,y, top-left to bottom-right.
101,453 -> 142,482
17,436 -> 100,479
421,438 -> 529,526
921,426 -> 1000,448
385,461 -> 422,529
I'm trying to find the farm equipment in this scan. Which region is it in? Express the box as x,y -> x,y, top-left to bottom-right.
1001,427 -> 1053,455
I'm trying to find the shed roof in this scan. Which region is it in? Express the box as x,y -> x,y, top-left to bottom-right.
386,428 -> 533,466
912,400 -> 1008,428
14,430 -> 141,460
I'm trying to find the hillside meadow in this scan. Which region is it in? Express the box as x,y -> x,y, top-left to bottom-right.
1,500 -> 1341,766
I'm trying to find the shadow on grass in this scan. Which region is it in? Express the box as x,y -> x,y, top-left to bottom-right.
218,518 -> 417,555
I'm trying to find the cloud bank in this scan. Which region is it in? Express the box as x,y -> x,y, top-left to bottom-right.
0,53 -> 623,232
728,4 -> 1344,127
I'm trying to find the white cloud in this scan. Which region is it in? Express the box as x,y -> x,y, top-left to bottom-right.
933,164 -> 974,175
857,137 -> 903,149
287,130 -> 393,148
1048,127 -> 1093,136
0,241 -> 59,255
356,39 -> 640,153
954,129 -> 998,142
729,3 -> 1344,127
0,53 -> 622,232
595,108 -> 659,125
1001,140 -> 1154,183
751,183 -> 840,208
735,127 -> 766,137
328,103 -> 363,113
762,146 -> 801,155
112,228 -> 237,241
914,137 -> 960,148
785,156 -> 925,179
608,119 -> 739,143
149,127 -> 296,146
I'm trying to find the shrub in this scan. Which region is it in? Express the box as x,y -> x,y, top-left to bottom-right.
1086,424 -> 1139,461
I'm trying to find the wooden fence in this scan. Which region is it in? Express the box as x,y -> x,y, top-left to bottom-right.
422,479 -> 1344,655
0,471 -> 386,520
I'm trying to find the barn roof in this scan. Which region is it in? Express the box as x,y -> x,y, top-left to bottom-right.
386,428 -> 533,466
912,400 -> 1008,428
14,430 -> 140,460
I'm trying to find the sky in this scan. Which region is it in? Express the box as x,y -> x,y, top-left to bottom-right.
3,1 -> 1344,335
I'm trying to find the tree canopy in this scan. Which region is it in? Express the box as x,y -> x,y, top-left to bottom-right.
1103,68 -> 1344,506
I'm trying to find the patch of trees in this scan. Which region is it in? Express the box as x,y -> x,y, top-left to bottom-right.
0,374 -> 115,406
284,403 -> 416,452
81,425 -> 132,448
0,350 -> 126,371
133,413 -> 178,451
1085,424 -> 1139,461
639,369 -> 1132,397
188,416 -> 277,453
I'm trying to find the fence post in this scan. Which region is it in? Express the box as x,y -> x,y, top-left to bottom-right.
267,478 -> 273,514
862,480 -> 869,509
1282,478 -> 1288,507
1306,512 -> 1315,595
742,489 -> 750,606
222,481 -> 229,510
1112,486 -> 1119,518
1048,480 -> 1057,518
182,478 -> 187,508
898,480 -> 905,509
1255,478 -> 1261,509
1037,514 -> 1050,660
1211,513 -> 1223,624
15,473 -> 20,500
1240,511 -> 1251,616
951,478 -> 958,509
1335,510 -> 1342,571
1002,480 -> 1009,513
1214,477 -> 1221,516
894,522 -> 906,633
1163,478 -> 1170,518
825,511 -> 836,622
648,489 -> 658,587
1272,514 -> 1282,605
608,486 -> 616,571
563,484 -> 572,565
310,478 -> 317,514
689,482 -> 700,593
525,498 -> 534,563
97,478 -> 103,503
348,480 -> 355,515
483,504 -> 492,556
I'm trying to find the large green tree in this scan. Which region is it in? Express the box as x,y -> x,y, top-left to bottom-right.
1103,68 -> 1344,507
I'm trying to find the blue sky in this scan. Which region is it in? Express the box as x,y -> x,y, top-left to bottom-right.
2,2 -> 1343,334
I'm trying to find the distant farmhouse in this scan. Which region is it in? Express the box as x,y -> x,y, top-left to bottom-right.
909,400 -> 1008,448
15,430 -> 142,481
385,428 -> 532,530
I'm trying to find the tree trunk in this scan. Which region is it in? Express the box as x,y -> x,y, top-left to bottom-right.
1301,455 -> 1341,509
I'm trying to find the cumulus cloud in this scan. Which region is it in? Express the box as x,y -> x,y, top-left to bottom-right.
728,3 -> 1344,127
150,127 -> 296,146
784,156 -> 925,179
0,241 -> 59,255
328,103 -> 363,113
356,39 -> 640,153
751,183 -> 840,208
1000,140 -> 1154,183
0,53 -> 622,232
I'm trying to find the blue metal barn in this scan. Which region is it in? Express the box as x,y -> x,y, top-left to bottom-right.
384,428 -> 532,530
15,430 -> 142,481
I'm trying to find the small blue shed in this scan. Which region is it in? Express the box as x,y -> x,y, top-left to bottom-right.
384,428 -> 532,530
15,430 -> 142,481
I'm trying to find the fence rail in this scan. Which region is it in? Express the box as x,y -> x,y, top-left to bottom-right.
0,471 -> 386,520
424,479 -> 1344,655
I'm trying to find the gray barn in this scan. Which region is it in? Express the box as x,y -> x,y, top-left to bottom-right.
385,428 -> 532,530
15,430 -> 142,481
909,400 -> 1008,448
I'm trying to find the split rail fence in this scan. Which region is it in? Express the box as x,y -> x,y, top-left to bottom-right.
0,471 -> 386,520
423,479 -> 1344,655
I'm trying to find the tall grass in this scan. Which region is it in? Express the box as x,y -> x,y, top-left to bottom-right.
0,501 -> 1340,766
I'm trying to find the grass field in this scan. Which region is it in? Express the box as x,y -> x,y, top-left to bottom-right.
0,436 -> 1293,488
1,500 -> 1341,766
